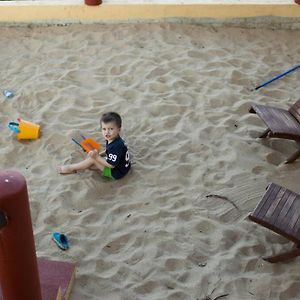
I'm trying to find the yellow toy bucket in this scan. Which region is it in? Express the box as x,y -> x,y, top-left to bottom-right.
8,118 -> 40,140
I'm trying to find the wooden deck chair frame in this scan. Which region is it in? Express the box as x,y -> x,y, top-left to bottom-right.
249,98 -> 300,163
248,183 -> 300,263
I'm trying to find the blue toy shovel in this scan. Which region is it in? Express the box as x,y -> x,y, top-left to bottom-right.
255,64 -> 300,90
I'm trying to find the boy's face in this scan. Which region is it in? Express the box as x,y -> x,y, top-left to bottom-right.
101,121 -> 120,143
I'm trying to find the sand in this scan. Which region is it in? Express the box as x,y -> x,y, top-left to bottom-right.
1,23 -> 300,299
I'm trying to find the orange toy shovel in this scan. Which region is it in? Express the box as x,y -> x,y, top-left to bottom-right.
72,134 -> 101,153
80,137 -> 101,152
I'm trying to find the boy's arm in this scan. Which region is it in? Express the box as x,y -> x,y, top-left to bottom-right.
90,151 -> 114,168
98,149 -> 106,157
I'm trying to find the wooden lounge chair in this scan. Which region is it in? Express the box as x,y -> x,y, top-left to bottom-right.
249,98 -> 300,163
248,183 -> 300,263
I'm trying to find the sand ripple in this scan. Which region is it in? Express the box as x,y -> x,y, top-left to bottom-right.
1,23 -> 300,299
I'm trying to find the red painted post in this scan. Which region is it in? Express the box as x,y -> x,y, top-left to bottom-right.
0,170 -> 42,300
84,0 -> 102,5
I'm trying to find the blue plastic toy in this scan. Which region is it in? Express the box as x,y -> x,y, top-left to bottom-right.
8,122 -> 20,133
52,232 -> 69,250
3,89 -> 14,98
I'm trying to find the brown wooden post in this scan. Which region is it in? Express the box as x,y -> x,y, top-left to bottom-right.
0,170 -> 42,300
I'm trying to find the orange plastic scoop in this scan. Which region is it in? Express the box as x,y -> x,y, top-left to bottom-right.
80,137 -> 101,152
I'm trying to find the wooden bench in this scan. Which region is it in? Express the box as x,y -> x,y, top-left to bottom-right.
249,183 -> 300,263
249,98 -> 300,163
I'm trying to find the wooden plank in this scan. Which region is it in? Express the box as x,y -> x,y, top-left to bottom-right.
251,103 -> 300,138
248,217 -> 289,241
288,215 -> 300,241
290,214 -> 300,239
264,110 -> 300,133
285,198 -> 300,239
264,247 -> 300,263
249,181 -> 300,252
281,113 -> 300,132
271,193 -> 297,231
289,98 -> 300,122
250,184 -> 274,217
254,184 -> 281,220
283,198 -> 298,230
293,225 -> 300,243
268,189 -> 291,226
264,186 -> 287,220
251,183 -> 278,218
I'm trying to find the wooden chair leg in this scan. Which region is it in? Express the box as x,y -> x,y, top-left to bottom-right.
259,128 -> 270,138
285,148 -> 300,164
263,245 -> 300,263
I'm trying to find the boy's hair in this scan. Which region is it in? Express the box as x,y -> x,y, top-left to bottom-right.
101,112 -> 122,128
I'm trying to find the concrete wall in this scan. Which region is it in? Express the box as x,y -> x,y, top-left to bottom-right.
0,1 -> 299,26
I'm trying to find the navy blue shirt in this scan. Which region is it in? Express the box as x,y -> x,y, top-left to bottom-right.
106,136 -> 131,179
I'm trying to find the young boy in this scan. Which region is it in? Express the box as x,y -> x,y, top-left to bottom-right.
58,112 -> 131,180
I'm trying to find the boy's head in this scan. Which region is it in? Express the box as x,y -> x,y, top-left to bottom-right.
100,112 -> 122,142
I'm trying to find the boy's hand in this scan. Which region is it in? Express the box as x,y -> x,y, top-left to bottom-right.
88,149 -> 98,159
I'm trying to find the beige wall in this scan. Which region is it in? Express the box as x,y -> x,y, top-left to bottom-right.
0,1 -> 299,24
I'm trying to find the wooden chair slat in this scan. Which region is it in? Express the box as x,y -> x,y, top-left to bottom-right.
253,184 -> 281,219
268,189 -> 292,226
287,216 -> 300,238
289,99 -> 300,123
270,193 -> 296,229
281,197 -> 298,231
286,200 -> 300,238
249,99 -> 300,162
272,192 -> 296,227
250,184 -> 274,217
255,106 -> 300,136
293,225 -> 300,244
290,215 -> 300,238
264,186 -> 288,220
248,183 -> 300,262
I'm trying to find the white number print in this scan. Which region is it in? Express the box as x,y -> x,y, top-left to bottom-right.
108,154 -> 117,162
125,151 -> 130,168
